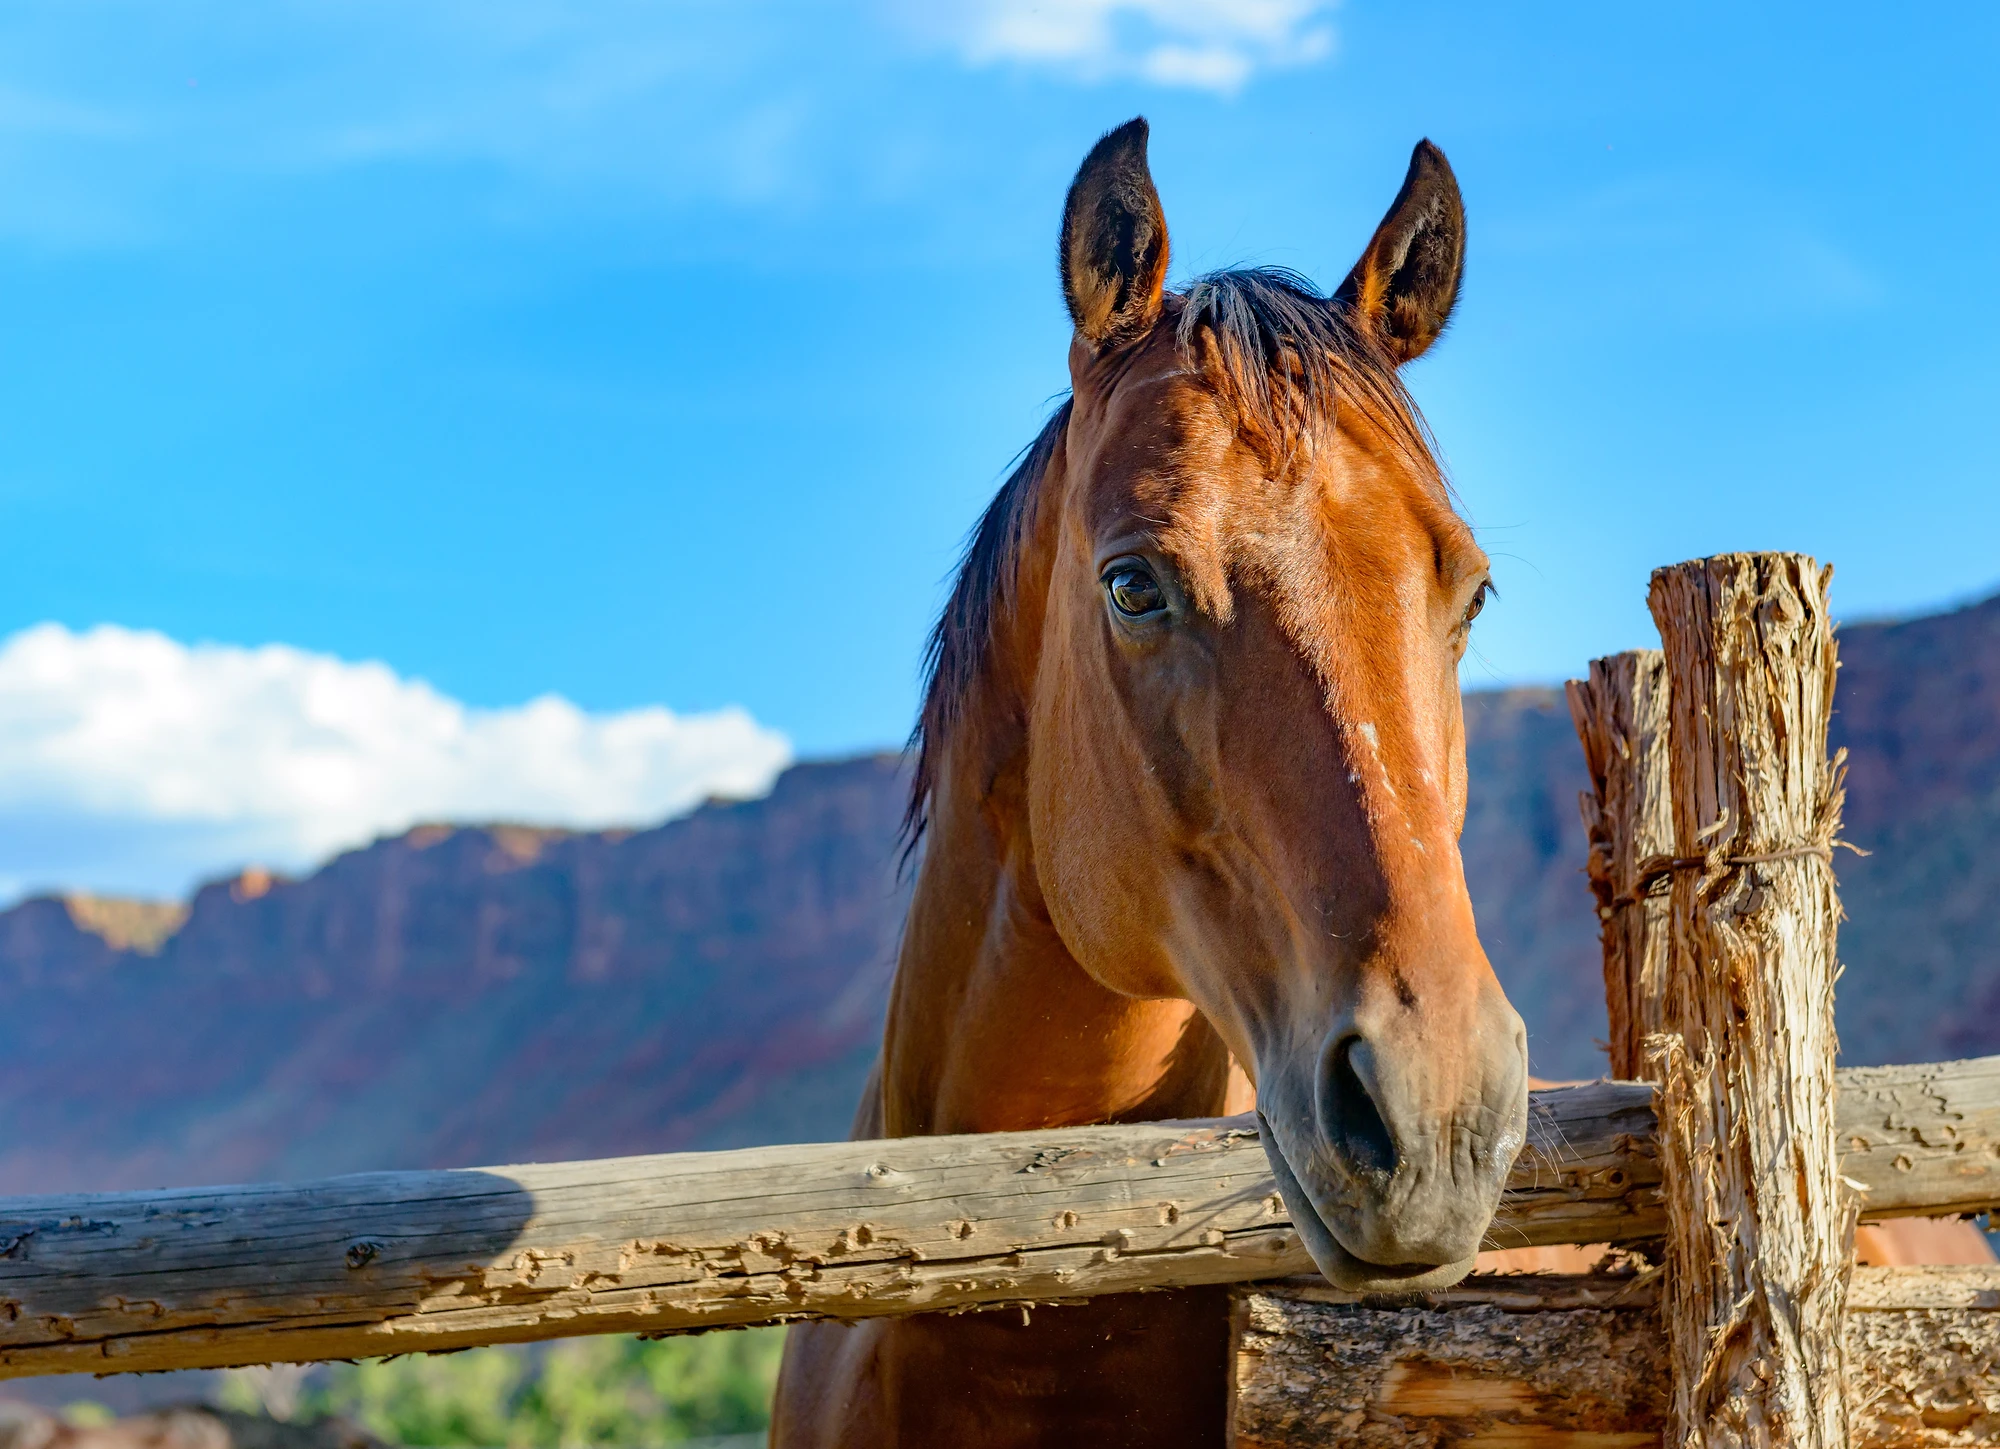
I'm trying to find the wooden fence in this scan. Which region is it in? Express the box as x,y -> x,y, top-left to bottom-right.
2,1059 -> 1996,1380
3,551 -> 1997,1445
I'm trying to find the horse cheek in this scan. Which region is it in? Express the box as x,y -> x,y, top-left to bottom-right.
1033,667 -> 1186,1000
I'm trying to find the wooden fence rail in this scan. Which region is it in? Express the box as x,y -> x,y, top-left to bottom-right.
4,1056 -> 1997,1380
1230,1267 -> 2000,1447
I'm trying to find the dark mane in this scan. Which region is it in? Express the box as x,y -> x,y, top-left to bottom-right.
904,267 -> 1437,851
1177,267 -> 1438,473
903,398 -> 1070,850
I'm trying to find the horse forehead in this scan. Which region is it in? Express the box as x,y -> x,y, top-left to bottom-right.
1078,360 -> 1469,594
1080,371 -> 1258,520
1101,425 -> 1452,591
1091,366 -> 1231,469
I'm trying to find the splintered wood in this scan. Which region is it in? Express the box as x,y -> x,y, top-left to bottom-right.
1568,649 -> 1674,1080
1647,554 -> 1853,1449
1230,1268 -> 2000,1448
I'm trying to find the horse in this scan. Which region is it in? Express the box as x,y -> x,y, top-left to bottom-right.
771,118 -> 1530,1448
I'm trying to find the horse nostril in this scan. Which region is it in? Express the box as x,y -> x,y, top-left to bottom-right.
1323,1036 -> 1397,1178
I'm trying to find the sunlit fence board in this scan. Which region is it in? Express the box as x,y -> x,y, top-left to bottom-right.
1,1057 -> 1996,1379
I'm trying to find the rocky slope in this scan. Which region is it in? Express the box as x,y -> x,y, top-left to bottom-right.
5,592 -> 2000,1193
0,757 -> 908,1192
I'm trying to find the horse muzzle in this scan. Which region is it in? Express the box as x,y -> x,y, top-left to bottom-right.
1256,986 -> 1529,1291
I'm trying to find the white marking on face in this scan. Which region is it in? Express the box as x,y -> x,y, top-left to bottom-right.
1356,718 -> 1429,858
1356,722 -> 1398,804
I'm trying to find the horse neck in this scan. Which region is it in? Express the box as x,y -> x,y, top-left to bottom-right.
877,685 -> 1247,1142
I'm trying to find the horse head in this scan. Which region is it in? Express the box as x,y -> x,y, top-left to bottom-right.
1024,120 -> 1527,1291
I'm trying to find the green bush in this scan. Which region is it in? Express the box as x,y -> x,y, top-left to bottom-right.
225,1328 -> 784,1446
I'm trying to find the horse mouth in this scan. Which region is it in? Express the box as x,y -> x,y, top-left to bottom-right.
1257,1111 -> 1478,1293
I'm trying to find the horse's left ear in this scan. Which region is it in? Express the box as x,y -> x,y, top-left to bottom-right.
1335,140 -> 1465,364
1061,118 -> 1170,351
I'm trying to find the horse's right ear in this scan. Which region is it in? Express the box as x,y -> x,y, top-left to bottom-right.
1061,118 -> 1169,351
1335,140 -> 1465,364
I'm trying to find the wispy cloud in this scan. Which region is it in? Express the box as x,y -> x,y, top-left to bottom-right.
914,0 -> 1338,93
0,82 -> 130,139
1484,171 -> 1884,326
0,0 -> 1341,250
0,0 -> 823,244
0,623 -> 792,901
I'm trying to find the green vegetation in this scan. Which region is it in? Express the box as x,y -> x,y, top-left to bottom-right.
219,1329 -> 784,1446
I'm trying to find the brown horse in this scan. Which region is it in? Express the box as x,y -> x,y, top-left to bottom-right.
771,119 -> 1529,1448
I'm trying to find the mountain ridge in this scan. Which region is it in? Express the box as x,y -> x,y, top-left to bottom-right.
6,590 -> 2000,1194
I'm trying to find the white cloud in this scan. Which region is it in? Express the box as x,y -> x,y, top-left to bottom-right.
924,0 -> 1337,93
0,623 -> 792,901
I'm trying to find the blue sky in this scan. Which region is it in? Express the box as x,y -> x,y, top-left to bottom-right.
2,1 -> 1997,896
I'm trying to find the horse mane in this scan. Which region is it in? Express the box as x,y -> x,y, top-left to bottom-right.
903,266 -> 1438,851
902,398 -> 1069,851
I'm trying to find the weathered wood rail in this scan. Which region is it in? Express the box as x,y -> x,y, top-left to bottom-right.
1231,1267 -> 2000,1447
3,1057 -> 1997,1379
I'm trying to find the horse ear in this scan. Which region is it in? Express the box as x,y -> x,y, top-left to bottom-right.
1061,118 -> 1170,351
1336,140 -> 1465,364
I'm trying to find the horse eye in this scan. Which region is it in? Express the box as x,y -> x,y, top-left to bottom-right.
1463,582 -> 1491,627
1105,566 -> 1166,619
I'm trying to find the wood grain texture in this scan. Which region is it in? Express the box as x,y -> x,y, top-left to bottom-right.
1568,648 -> 1675,1081
1230,1268 -> 2000,1448
1648,553 -> 1853,1449
1839,1055 -> 2000,1219
1,1061 -> 1997,1380
1232,1275 -> 1673,1449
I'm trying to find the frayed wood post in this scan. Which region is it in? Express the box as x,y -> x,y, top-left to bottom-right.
1647,553 -> 1854,1449
1567,649 -> 1674,1080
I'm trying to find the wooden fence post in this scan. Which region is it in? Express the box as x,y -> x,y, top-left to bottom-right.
1567,649 -> 1674,1081
1647,553 -> 1853,1449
